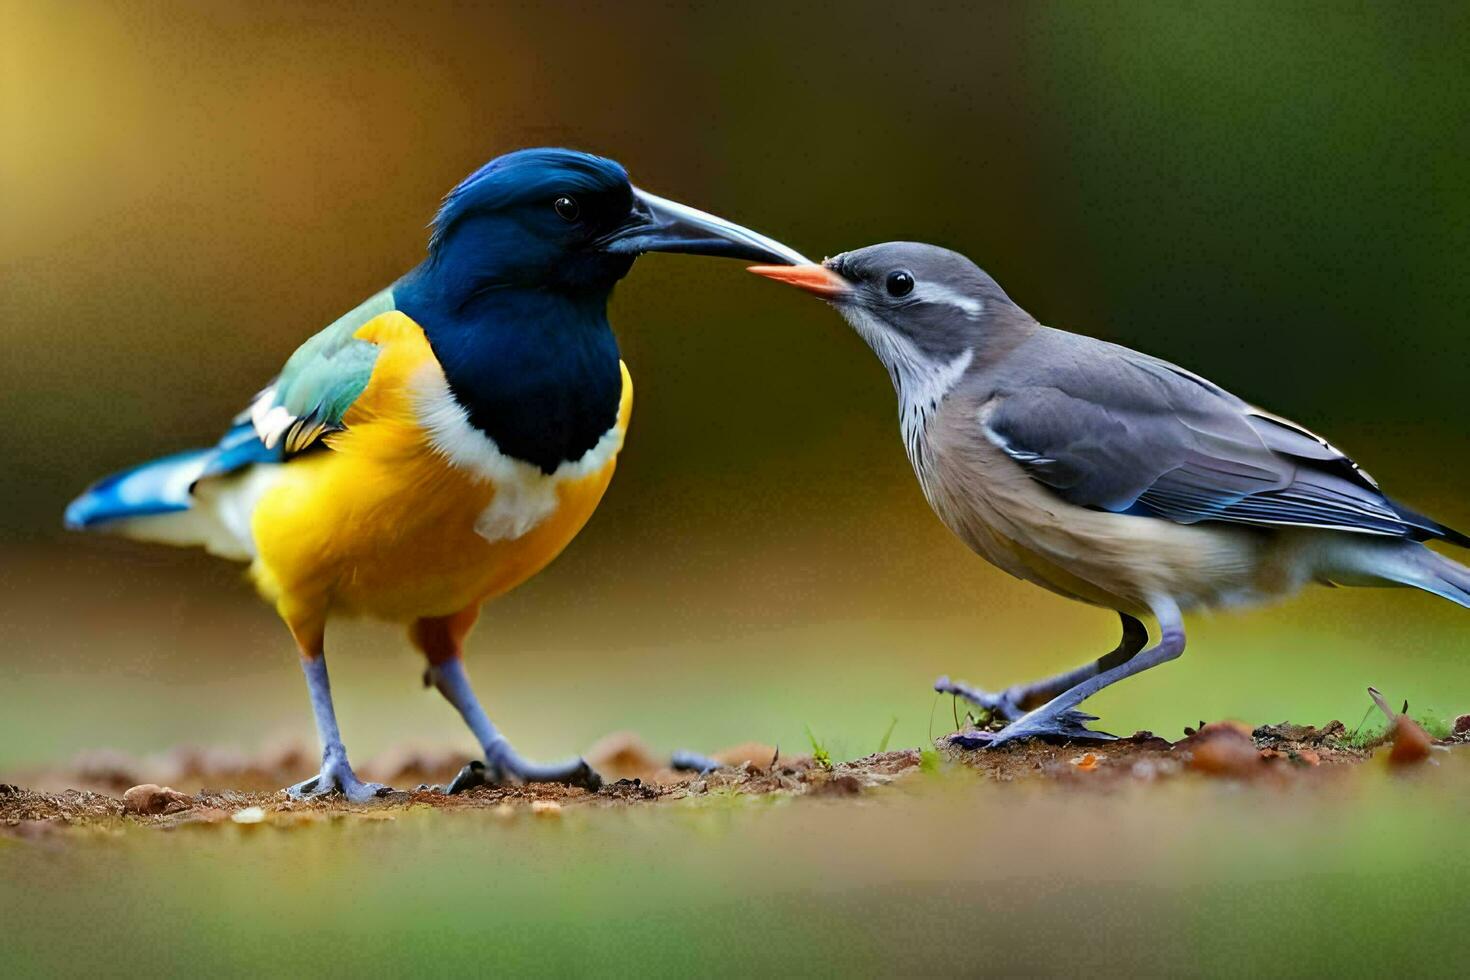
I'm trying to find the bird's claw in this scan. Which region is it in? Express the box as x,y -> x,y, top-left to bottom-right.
934,675 -> 1027,722
446,760 -> 489,795
950,708 -> 1117,750
670,750 -> 725,774
286,755 -> 394,803
446,751 -> 603,795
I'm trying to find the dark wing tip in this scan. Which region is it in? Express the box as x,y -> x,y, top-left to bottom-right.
1389,499 -> 1470,549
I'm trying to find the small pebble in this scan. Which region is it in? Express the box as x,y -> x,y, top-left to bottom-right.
122,784 -> 192,816
1187,723 -> 1263,777
530,800 -> 562,817
231,806 -> 267,824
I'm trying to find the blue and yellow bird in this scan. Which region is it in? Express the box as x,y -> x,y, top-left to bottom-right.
66,148 -> 805,799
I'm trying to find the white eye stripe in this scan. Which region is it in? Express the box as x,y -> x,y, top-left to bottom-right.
908,280 -> 984,318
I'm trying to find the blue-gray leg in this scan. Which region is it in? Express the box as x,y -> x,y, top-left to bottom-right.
953,601 -> 1186,749
670,750 -> 725,774
288,655 -> 393,802
938,612 -> 1150,722
428,657 -> 602,792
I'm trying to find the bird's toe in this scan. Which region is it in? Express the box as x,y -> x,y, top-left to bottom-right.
445,753 -> 602,793
286,761 -> 395,803
934,675 -> 1028,722
446,760 -> 488,795
566,760 -> 602,792
951,709 -> 1117,751
286,773 -> 334,800
341,781 -> 395,804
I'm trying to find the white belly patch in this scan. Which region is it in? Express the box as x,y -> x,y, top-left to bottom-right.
412,365 -> 624,543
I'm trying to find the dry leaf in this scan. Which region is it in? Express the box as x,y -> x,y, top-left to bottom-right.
1387,716 -> 1433,765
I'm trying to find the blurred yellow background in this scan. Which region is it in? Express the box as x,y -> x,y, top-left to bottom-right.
3,1 -> 1468,773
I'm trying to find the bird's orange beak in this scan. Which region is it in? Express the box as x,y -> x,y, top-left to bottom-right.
747,263 -> 851,298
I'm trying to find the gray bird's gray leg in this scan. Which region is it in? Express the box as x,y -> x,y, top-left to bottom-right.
670,750 -> 725,774
952,601 -> 1185,749
936,613 -> 1149,722
428,658 -> 602,793
288,655 -> 394,803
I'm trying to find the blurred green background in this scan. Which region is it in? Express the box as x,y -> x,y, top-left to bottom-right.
6,3 -> 1470,976
3,1 -> 1469,768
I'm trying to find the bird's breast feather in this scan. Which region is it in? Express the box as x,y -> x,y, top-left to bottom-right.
411,359 -> 632,542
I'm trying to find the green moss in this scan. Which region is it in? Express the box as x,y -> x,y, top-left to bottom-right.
804,724 -> 833,770
1343,709 -> 1453,749
1414,710 -> 1454,741
1345,722 -> 1388,750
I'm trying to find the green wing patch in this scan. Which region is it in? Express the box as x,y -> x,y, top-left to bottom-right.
249,288 -> 395,456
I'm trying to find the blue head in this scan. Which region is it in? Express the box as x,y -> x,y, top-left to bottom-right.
422,147 -> 805,297
426,148 -> 637,296
394,147 -> 805,473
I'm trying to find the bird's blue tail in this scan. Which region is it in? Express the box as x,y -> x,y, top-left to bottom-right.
64,450 -> 211,530
66,422 -> 280,560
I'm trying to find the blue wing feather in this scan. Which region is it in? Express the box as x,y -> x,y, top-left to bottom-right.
65,288 -> 394,531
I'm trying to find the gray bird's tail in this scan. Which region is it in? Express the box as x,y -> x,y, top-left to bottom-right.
1325,536 -> 1470,609
1405,547 -> 1470,608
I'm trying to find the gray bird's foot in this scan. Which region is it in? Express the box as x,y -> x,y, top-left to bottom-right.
934,675 -> 1028,722
950,708 -> 1117,750
446,740 -> 602,795
670,750 -> 725,774
286,752 -> 394,803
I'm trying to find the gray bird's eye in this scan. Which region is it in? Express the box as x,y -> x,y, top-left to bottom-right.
886,270 -> 914,297
553,196 -> 580,222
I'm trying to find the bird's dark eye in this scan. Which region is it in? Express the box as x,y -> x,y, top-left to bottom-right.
553,196 -> 580,222
886,270 -> 915,297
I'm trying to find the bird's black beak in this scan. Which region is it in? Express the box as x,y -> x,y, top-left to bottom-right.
595,187 -> 809,265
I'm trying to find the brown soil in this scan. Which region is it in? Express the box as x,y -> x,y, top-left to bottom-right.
941,719 -> 1378,784
4,717 -> 1466,835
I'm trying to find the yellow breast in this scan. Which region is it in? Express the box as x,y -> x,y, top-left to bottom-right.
249,311 -> 632,630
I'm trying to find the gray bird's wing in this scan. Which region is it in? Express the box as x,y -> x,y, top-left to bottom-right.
978,334 -> 1450,540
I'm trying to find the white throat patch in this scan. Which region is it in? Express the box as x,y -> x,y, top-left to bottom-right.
413,365 -> 625,542
838,306 -> 973,478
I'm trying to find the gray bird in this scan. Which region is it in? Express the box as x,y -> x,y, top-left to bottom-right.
750,244 -> 1470,747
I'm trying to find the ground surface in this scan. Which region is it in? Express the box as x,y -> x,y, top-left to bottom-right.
6,717 -> 1470,976
4,713 -> 1463,830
